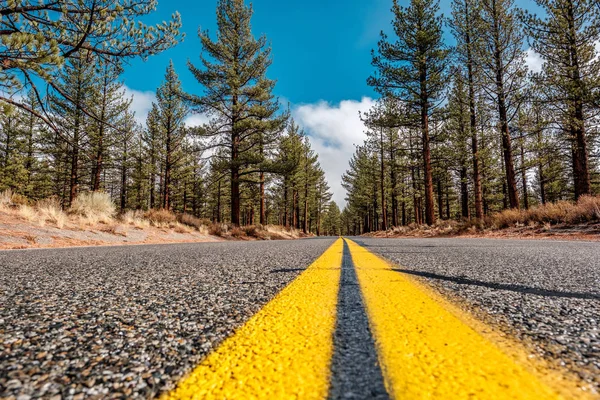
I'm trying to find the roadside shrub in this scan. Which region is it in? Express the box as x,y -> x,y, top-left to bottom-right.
37,197 -> 67,228
230,226 -> 245,238
491,195 -> 600,227
120,210 -> 150,229
173,223 -> 193,234
70,192 -> 116,224
11,193 -> 30,206
242,225 -> 258,238
209,223 -> 228,237
568,195 -> 600,223
493,209 -> 524,228
178,213 -> 209,230
0,189 -> 12,209
145,209 -> 177,227
0,189 -> 27,210
18,204 -> 38,222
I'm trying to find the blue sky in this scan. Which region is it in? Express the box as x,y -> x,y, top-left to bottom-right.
122,0 -> 396,104
120,0 -> 540,206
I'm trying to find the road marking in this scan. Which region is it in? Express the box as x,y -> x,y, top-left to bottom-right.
161,238 -> 343,400
345,238 -> 586,400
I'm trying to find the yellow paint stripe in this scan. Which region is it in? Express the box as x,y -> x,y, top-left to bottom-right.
161,238 -> 343,400
345,238 -> 580,399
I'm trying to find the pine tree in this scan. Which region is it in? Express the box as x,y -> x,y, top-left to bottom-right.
0,103 -> 28,192
154,61 -> 188,210
49,52 -> 96,205
521,0 -> 600,199
186,0 -> 287,226
1,0 -> 182,128
477,0 -> 526,209
369,0 -> 450,225
450,0 -> 485,219
446,72 -> 473,218
89,61 -> 131,192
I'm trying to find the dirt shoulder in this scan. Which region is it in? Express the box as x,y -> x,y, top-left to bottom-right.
0,212 -> 222,250
363,222 -> 600,242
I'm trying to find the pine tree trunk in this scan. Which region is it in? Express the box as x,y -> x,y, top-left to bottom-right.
380,127 -> 387,230
520,137 -> 529,209
69,127 -> 79,207
420,66 -> 436,225
537,127 -> 546,205
120,162 -> 127,212
437,178 -> 444,219
422,109 -> 436,225
295,190 -> 300,229
459,165 -> 468,218
492,9 -> 519,209
566,2 -> 591,199
93,134 -> 103,192
150,146 -> 156,209
465,5 -> 484,220
230,94 -> 241,225
283,179 -> 289,228
390,140 -> 398,227
260,171 -> 266,225
303,188 -> 308,234
216,180 -> 222,223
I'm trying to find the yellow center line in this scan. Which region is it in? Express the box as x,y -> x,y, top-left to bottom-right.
161,238 -> 343,400
345,238 -> 590,400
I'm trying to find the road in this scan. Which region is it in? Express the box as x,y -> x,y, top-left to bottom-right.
1,237 -> 599,399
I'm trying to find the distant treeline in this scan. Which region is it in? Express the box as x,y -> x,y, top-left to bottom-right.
0,0 -> 342,235
341,0 -> 600,234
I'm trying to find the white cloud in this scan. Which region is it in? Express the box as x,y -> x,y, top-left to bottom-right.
525,48 -> 544,74
124,86 -> 155,125
184,113 -> 211,127
123,86 -> 372,207
125,86 -> 211,129
293,97 -> 376,207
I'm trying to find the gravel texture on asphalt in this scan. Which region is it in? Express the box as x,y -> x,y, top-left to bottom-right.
353,237 -> 600,391
328,241 -> 388,400
0,239 -> 336,400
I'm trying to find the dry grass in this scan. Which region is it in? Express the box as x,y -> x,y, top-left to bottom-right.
0,190 -> 305,241
0,189 -> 13,210
364,195 -> 600,239
492,195 -> 600,228
17,204 -> 38,223
144,209 -> 177,228
36,198 -> 67,229
208,223 -> 228,237
230,226 -> 245,238
69,192 -> 116,225
0,189 -> 29,211
120,210 -> 150,229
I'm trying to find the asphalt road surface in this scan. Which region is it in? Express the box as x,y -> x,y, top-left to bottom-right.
1,237 -> 599,399
353,237 -> 600,389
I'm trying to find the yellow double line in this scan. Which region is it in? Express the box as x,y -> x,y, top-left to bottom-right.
162,238 -> 592,399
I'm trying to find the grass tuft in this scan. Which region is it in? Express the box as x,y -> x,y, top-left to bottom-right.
36,197 -> 67,229
70,192 -> 116,224
144,209 -> 177,228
